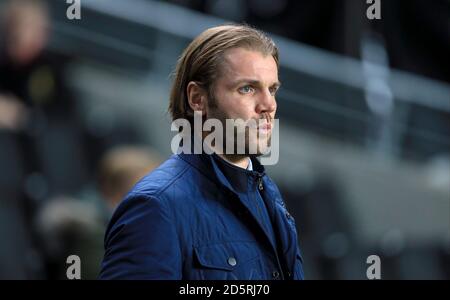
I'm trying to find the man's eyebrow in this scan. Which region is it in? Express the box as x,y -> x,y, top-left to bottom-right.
231,78 -> 282,87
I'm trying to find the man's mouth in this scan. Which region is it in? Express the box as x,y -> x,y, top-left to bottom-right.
258,122 -> 272,132
260,113 -> 273,133
241,115 -> 273,135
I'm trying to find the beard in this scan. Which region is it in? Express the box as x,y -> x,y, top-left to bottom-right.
205,99 -> 272,157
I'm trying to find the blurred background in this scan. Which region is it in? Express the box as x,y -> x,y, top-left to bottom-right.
0,0 -> 448,279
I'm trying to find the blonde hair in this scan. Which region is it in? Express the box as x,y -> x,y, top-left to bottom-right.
97,146 -> 160,203
168,24 -> 279,124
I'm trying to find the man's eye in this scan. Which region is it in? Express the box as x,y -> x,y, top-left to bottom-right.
238,86 -> 254,94
270,87 -> 279,96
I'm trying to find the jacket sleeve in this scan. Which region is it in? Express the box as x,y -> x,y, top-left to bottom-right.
99,193 -> 182,279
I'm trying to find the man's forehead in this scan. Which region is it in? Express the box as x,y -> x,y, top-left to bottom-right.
219,48 -> 278,82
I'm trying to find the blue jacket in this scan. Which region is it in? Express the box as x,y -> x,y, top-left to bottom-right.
99,152 -> 304,280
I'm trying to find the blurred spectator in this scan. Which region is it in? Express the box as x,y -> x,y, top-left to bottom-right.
0,0 -> 51,110
0,0 -> 88,196
0,0 -> 52,279
0,0 -> 88,279
0,93 -> 28,131
0,0 -> 49,131
97,145 -> 162,214
31,145 -> 161,279
35,196 -> 105,280
1,0 -> 49,66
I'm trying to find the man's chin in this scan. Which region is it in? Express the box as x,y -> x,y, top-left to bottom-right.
249,136 -> 272,156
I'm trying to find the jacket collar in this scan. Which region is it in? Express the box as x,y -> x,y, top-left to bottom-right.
176,134 -> 266,194
210,154 -> 265,194
178,151 -> 266,195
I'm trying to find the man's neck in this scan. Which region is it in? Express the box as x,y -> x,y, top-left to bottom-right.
199,132 -> 250,169
201,131 -> 250,169
217,154 -> 250,169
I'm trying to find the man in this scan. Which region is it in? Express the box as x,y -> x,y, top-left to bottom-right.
99,24 -> 304,280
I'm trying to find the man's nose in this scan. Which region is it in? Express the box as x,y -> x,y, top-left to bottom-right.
256,89 -> 277,114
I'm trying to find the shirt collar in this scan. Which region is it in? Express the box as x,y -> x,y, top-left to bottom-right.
210,154 -> 265,194
247,157 -> 253,171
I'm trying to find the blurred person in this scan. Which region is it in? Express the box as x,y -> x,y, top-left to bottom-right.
0,0 -> 51,108
0,92 -> 28,131
0,0 -> 88,279
0,0 -> 52,279
1,0 -> 49,66
0,0 -> 87,195
0,0 -> 78,177
34,145 -> 160,280
0,0 -> 50,131
100,24 -> 304,280
97,145 -> 162,215
35,196 -> 105,280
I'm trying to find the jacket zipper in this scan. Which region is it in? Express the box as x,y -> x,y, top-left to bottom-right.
255,175 -> 285,280
257,176 -> 263,191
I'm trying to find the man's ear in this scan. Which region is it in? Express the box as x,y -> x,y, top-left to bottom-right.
186,81 -> 207,116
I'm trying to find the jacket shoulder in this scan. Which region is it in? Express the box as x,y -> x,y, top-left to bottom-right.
129,154 -> 190,198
